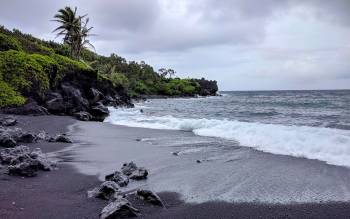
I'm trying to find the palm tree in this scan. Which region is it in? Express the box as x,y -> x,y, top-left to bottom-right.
74,17 -> 95,58
52,7 -> 80,44
100,63 -> 117,76
52,6 -> 93,59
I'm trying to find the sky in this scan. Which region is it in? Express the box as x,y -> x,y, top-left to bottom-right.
1,0 -> 350,91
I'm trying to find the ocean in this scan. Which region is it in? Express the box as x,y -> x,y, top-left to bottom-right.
106,90 -> 350,167
65,90 -> 350,203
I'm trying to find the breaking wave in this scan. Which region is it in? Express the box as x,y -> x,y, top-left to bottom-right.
105,107 -> 350,167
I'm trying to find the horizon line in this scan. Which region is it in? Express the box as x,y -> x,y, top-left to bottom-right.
220,88 -> 350,92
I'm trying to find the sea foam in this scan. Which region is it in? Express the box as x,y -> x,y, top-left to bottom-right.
105,107 -> 350,167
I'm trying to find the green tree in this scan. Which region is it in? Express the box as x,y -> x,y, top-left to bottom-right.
52,6 -> 94,59
158,68 -> 176,78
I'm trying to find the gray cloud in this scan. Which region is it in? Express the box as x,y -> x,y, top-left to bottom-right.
0,0 -> 349,90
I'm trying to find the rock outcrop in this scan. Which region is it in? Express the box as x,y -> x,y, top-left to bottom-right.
136,189 -> 164,207
1,99 -> 49,116
0,133 -> 16,148
121,162 -> 148,180
1,69 -> 134,121
0,116 -> 17,126
100,197 -> 140,219
88,181 -> 120,200
105,171 -> 129,187
0,124 -> 72,148
89,162 -> 159,218
49,134 -> 72,143
129,168 -> 148,180
89,102 -> 109,122
74,111 -> 92,121
18,132 -> 37,143
192,78 -> 218,96
120,162 -> 148,180
0,146 -> 56,177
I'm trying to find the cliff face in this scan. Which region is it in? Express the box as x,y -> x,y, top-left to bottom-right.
0,26 -> 219,120
1,68 -> 133,121
193,78 -> 219,96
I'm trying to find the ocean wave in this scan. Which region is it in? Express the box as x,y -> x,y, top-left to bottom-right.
105,107 -> 350,167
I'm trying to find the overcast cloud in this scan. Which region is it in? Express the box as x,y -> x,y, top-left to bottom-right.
1,0 -> 349,90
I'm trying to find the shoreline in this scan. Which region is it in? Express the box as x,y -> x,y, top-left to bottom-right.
2,115 -> 350,218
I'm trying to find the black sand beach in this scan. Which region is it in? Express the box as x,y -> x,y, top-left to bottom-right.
1,115 -> 350,219
0,115 -> 105,219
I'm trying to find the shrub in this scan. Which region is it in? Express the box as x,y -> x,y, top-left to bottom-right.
156,79 -> 199,96
109,72 -> 129,88
132,81 -> 151,94
0,80 -> 26,107
0,50 -> 49,97
51,53 -> 91,84
0,50 -> 90,98
0,33 -> 22,52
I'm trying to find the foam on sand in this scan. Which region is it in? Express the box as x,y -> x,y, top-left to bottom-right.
106,107 -> 350,168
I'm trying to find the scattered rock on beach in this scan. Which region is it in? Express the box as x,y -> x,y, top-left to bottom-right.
90,102 -> 109,122
129,168 -> 148,180
0,146 -> 29,164
121,162 -> 138,176
88,181 -> 120,200
74,111 -> 92,121
0,146 -> 56,177
196,160 -> 202,163
172,151 -> 179,156
136,189 -> 164,207
1,127 -> 24,141
18,133 -> 37,143
90,161 -> 151,218
0,133 -> 16,148
49,134 -> 72,143
100,197 -> 140,219
0,127 -> 55,145
105,171 -> 129,187
36,131 -> 50,141
0,116 -> 17,126
1,99 -> 49,116
121,162 -> 148,180
8,160 -> 39,177
30,148 -> 55,171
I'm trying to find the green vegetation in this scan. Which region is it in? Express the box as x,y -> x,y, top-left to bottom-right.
0,7 -> 216,107
157,79 -> 200,96
0,50 -> 50,97
0,33 -> 22,52
0,80 -> 26,107
0,49 -> 91,102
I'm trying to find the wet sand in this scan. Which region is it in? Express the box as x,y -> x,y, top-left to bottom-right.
67,121 -> 350,204
1,115 -> 350,218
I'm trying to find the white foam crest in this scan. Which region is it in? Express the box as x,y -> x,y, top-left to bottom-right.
105,107 -> 350,167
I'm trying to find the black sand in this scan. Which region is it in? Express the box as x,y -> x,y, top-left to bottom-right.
1,115 -> 350,219
0,115 -> 105,219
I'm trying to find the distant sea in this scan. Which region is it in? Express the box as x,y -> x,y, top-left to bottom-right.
106,90 -> 350,167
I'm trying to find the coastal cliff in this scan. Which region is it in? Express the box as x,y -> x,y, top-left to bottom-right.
0,26 -> 218,121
